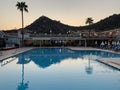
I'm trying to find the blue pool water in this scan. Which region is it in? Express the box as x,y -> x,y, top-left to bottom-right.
0,48 -> 120,90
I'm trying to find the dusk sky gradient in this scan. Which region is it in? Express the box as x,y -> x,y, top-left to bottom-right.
0,0 -> 120,30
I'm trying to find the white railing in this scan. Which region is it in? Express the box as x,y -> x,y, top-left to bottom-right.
30,34 -> 81,37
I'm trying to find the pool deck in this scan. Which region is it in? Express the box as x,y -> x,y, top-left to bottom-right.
0,47 -> 33,61
98,58 -> 120,70
0,47 -> 120,70
68,47 -> 120,54
69,47 -> 120,70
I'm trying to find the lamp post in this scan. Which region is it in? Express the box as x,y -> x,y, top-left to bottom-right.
50,30 -> 52,36
50,30 -> 52,46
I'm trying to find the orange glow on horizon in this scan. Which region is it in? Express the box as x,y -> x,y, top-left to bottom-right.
0,0 -> 120,30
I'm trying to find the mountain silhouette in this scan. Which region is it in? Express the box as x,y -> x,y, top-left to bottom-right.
3,14 -> 120,33
25,16 -> 79,34
80,14 -> 120,31
25,14 -> 120,33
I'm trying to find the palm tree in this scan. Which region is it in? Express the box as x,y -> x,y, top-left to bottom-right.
85,17 -> 94,46
16,2 -> 28,46
86,17 -> 93,25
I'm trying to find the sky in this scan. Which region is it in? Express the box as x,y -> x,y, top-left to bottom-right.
0,0 -> 120,30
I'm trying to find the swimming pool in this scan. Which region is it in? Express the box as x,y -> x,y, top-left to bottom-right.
0,48 -> 120,90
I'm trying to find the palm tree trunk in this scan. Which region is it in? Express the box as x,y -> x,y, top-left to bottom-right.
89,29 -> 90,46
21,11 -> 24,46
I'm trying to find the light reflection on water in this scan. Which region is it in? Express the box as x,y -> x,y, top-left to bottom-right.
0,48 -> 120,90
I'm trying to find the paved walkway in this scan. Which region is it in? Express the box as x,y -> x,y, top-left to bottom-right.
0,47 -> 33,61
68,47 -> 120,54
98,58 -> 120,70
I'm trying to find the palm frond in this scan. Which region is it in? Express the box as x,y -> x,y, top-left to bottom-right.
86,17 -> 94,25
16,1 -> 28,12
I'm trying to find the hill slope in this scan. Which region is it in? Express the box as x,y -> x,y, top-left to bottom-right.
25,16 -> 79,34
4,14 -> 116,34
80,14 -> 120,31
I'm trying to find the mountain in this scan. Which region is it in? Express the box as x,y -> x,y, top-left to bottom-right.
25,14 -> 120,33
25,16 -> 79,34
79,14 -> 120,31
4,14 -> 120,33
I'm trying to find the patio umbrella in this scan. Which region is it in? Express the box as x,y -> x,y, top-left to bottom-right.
55,41 -> 58,43
108,42 -> 110,46
95,41 -> 97,45
117,41 -> 120,45
101,41 -> 104,46
114,41 -> 117,46
105,41 -> 107,45
112,41 -> 115,45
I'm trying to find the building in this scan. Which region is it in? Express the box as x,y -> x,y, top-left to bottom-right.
4,28 -> 120,47
0,31 -> 6,48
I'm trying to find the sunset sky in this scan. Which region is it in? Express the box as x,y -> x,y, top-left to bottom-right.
0,0 -> 120,30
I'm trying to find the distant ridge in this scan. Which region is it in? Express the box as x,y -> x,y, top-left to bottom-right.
4,14 -> 120,33
25,16 -> 79,34
80,14 -> 120,31
25,14 -> 120,33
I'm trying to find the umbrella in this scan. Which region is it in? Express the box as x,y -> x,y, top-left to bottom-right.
112,41 -> 116,45
105,41 -> 107,45
117,41 -> 120,45
95,41 -> 97,45
108,42 -> 110,46
101,41 -> 104,46
114,41 -> 117,45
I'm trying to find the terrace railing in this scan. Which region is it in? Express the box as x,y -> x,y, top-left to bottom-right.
30,34 -> 81,37
6,33 -> 118,40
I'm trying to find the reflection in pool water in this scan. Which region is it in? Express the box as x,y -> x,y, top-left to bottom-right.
17,56 -> 29,90
0,48 -> 120,90
16,48 -> 120,68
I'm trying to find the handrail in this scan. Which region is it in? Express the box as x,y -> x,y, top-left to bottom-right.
5,33 -> 119,40
30,34 -> 81,37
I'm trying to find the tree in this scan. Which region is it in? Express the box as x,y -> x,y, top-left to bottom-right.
85,17 -> 94,46
16,2 -> 28,46
86,17 -> 93,25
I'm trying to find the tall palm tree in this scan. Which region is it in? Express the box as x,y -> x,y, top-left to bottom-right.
86,17 -> 93,25
16,2 -> 28,46
85,17 -> 94,46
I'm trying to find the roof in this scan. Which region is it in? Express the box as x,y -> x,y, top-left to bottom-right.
0,31 -> 5,38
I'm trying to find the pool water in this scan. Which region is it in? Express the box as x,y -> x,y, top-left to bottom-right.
0,48 -> 120,90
